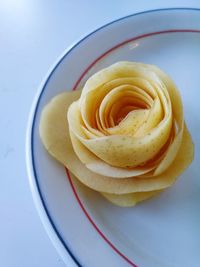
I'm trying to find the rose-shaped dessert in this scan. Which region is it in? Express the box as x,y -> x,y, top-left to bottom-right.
40,62 -> 194,207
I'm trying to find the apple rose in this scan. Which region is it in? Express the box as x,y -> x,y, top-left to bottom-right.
40,62 -> 194,207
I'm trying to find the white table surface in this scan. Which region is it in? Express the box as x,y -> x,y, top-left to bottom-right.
1,1 -> 200,266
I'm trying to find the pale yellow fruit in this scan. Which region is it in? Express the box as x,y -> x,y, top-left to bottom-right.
39,62 -> 194,207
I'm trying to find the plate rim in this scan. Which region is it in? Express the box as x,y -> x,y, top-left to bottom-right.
26,7 -> 200,267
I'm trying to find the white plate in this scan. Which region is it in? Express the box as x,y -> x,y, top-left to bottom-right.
26,8 -> 200,267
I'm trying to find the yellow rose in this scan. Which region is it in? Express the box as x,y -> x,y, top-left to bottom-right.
40,62 -> 194,207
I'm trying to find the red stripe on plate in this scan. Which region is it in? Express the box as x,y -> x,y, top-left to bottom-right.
66,168 -> 138,267
72,29 -> 200,91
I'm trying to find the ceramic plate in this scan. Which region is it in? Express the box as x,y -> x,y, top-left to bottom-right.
26,8 -> 200,267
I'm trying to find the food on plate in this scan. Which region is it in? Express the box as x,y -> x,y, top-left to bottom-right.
39,61 -> 194,207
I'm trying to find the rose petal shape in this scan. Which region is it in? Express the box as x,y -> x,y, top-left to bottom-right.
68,62 -> 176,170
